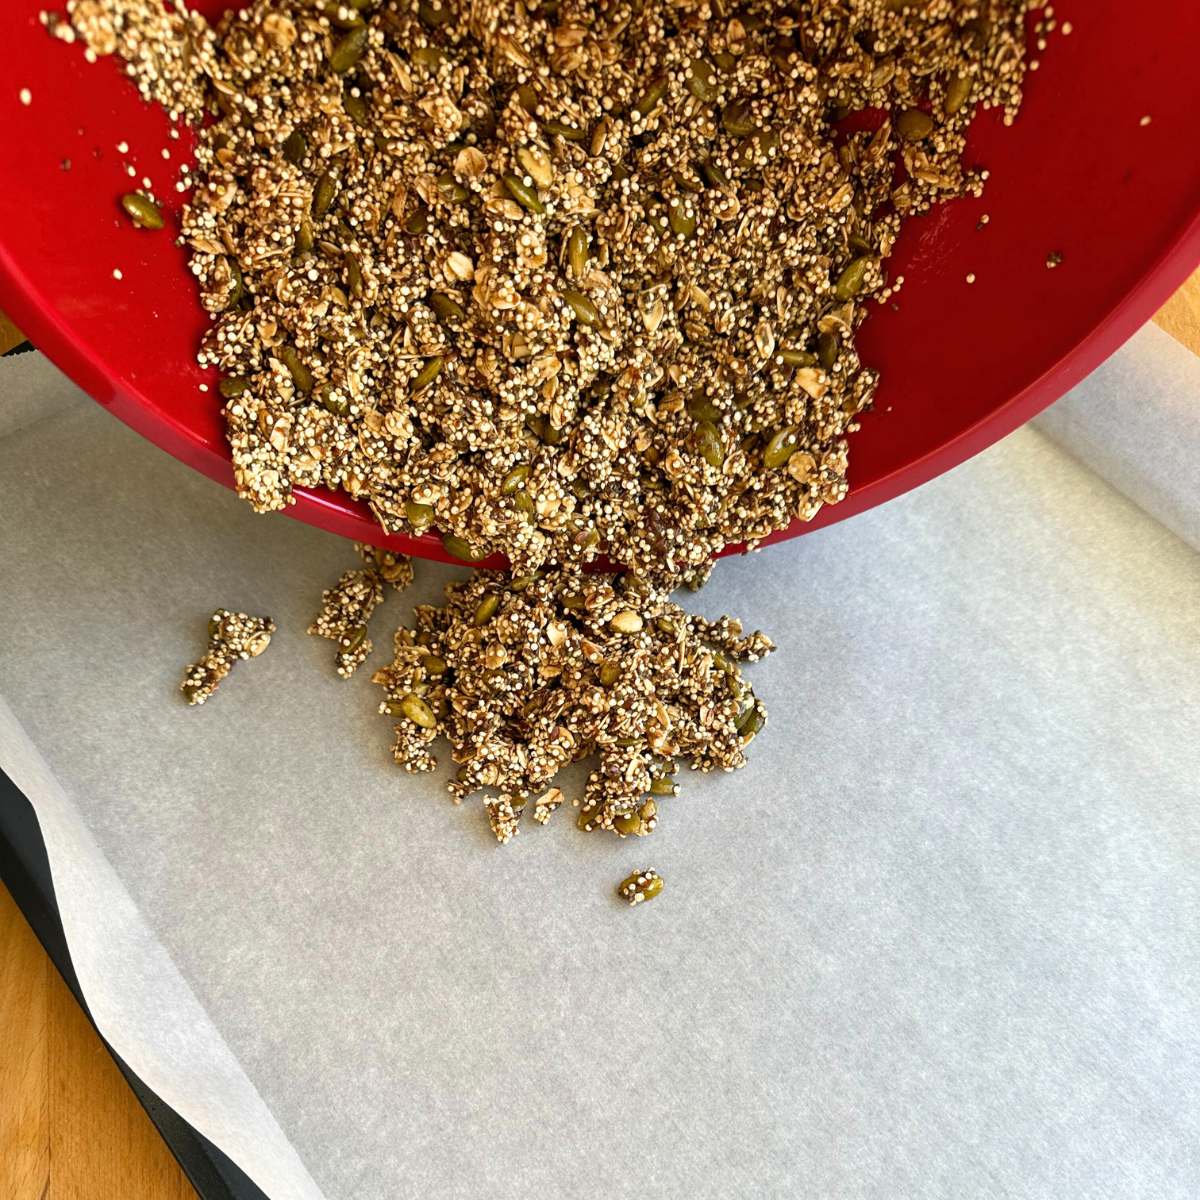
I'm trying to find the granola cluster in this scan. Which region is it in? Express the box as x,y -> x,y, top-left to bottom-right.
307,542 -> 413,675
67,0 -> 1038,581
370,567 -> 772,842
181,608 -> 275,705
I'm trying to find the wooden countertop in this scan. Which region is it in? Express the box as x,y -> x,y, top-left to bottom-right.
0,275 -> 1197,1198
0,881 -> 198,1200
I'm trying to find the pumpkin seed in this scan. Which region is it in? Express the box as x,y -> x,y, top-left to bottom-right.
473,593 -> 501,625
345,253 -> 363,298
218,376 -> 251,399
687,391 -> 722,422
693,419 -> 725,469
278,346 -> 313,394
526,413 -> 564,444
500,464 -> 530,494
120,192 -> 164,230
430,292 -> 466,321
817,330 -> 838,370
501,173 -> 544,213
598,661 -> 621,686
312,172 -> 337,217
342,92 -> 368,126
649,777 -> 677,796
722,98 -> 756,137
562,289 -> 599,325
418,0 -> 450,24
422,654 -> 447,676
321,1 -> 363,28
685,58 -> 718,102
403,207 -> 428,235
225,258 -> 245,307
618,870 -> 663,904
405,501 -> 435,531
833,255 -> 870,300
779,347 -> 816,367
330,25 -> 368,74
315,382 -> 348,415
282,128 -> 307,165
700,159 -> 733,190
513,489 -> 535,515
574,525 -> 600,551
436,172 -> 470,204
398,692 -> 437,729
566,225 -> 589,278
577,803 -> 603,831
945,74 -> 972,115
516,83 -> 539,114
442,533 -> 487,561
736,703 -> 765,739
896,107 -> 934,141
613,811 -> 642,836
633,74 -> 668,118
411,356 -> 443,393
411,46 -> 444,69
343,625 -> 367,653
668,198 -> 697,238
962,16 -> 991,53
762,426 -> 799,469
295,216 -> 314,254
543,118 -> 583,140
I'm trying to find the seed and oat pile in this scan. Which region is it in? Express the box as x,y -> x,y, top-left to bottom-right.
370,566 -> 771,843
66,0 -> 1036,582
69,0 -> 1046,882
181,608 -> 275,704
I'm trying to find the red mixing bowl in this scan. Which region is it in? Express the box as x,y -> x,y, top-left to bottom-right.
2,3 -> 1199,567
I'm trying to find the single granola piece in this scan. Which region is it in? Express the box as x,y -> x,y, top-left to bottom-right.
485,795 -> 525,845
372,566 -> 772,842
357,544 -> 414,591
308,546 -> 411,677
181,609 -> 274,705
532,787 -> 564,825
618,870 -> 664,906
309,569 -> 385,678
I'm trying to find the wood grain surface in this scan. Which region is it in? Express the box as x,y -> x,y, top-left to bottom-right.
0,881 -> 197,1200
0,310 -> 26,355
0,272 -> 1196,1198
1155,274 -> 1200,352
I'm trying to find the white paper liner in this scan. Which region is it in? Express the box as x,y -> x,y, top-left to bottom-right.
1,331 -> 1197,1198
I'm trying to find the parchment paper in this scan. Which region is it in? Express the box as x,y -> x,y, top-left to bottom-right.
1,331 -> 1198,1200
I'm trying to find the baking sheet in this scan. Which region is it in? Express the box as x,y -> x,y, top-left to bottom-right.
1,334 -> 1198,1199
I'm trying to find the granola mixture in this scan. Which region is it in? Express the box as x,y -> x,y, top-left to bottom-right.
308,541 -> 413,675
65,0 -> 1039,581
370,566 -> 772,842
181,608 -> 275,704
